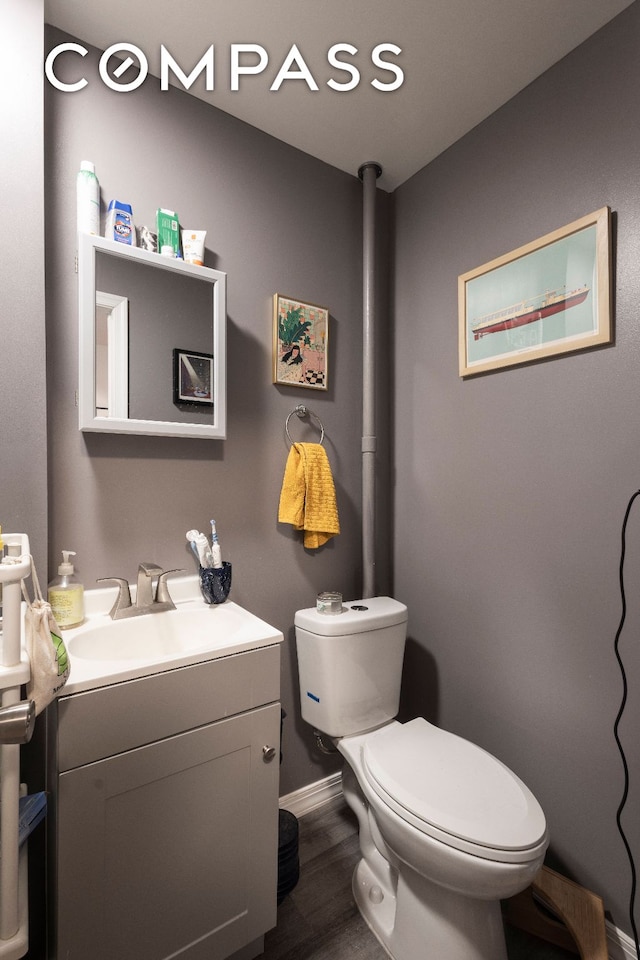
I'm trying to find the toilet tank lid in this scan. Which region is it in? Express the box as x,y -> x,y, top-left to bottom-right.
295,596 -> 408,636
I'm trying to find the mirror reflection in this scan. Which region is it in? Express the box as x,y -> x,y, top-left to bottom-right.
95,252 -> 213,424
78,234 -> 227,439
95,290 -> 128,419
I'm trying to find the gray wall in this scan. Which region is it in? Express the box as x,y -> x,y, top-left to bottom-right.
393,2 -> 640,937
1,0 -> 47,577
44,28 -> 392,797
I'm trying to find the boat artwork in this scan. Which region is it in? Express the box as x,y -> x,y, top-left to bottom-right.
471,285 -> 590,341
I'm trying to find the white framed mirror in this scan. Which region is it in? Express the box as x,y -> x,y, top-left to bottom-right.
78,233 -> 227,439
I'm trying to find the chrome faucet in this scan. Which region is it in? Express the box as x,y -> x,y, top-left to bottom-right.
98,563 -> 184,620
136,561 -> 163,608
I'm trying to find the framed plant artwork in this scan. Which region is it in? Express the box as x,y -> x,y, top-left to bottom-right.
273,293 -> 329,390
173,348 -> 214,406
458,207 -> 612,377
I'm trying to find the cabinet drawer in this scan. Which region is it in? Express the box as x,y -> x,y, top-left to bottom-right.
57,644 -> 280,770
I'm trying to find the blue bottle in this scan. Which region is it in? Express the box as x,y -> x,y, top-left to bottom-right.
105,200 -> 135,245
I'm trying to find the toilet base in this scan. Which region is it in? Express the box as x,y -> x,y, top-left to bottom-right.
352,855 -> 509,960
352,859 -> 396,953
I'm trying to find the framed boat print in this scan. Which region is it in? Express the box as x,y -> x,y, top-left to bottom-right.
458,207 -> 611,377
273,293 -> 329,390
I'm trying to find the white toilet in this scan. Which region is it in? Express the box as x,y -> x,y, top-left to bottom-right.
295,597 -> 549,960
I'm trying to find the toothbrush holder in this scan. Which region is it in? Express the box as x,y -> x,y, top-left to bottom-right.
199,562 -> 232,604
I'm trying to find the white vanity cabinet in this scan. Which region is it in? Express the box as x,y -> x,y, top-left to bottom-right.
49,644 -> 281,960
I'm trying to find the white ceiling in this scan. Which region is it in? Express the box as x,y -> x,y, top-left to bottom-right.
44,0 -> 634,191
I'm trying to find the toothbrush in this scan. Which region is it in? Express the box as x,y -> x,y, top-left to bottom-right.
209,520 -> 223,569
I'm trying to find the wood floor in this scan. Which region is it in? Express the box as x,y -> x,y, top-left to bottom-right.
262,797 -> 576,960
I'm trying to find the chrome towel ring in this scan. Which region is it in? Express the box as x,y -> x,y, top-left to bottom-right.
285,404 -> 325,445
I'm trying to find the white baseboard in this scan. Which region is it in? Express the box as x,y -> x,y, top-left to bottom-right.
279,772 -> 343,818
607,920 -> 638,960
279,777 -> 637,960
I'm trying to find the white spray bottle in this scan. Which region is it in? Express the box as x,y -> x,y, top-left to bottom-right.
76,161 -> 100,235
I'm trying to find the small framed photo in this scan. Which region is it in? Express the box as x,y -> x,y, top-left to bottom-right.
173,348 -> 214,406
458,207 -> 612,377
273,293 -> 329,390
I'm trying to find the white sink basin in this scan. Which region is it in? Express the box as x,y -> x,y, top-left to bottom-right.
69,604 -> 264,662
54,576 -> 284,695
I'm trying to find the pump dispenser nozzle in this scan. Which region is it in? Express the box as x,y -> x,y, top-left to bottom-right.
58,551 -> 77,576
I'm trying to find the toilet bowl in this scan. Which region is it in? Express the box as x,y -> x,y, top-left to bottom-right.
339,721 -> 547,960
295,598 -> 549,960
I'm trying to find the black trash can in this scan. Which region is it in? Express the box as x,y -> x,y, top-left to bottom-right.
277,808 -> 300,903
277,710 -> 300,903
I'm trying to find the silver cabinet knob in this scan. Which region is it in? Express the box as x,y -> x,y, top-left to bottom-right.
262,745 -> 277,762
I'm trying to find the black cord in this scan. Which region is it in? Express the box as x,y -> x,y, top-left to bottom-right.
614,489 -> 640,958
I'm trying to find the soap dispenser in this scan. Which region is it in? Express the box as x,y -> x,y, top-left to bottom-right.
48,551 -> 85,629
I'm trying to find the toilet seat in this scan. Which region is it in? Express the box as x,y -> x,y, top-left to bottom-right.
362,718 -> 548,864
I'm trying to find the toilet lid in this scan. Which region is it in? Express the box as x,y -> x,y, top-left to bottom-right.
362,718 -> 547,853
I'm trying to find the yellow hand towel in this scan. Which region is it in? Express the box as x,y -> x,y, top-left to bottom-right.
278,442 -> 340,549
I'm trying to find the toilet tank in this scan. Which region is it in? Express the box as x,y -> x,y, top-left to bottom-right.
295,597 -> 408,738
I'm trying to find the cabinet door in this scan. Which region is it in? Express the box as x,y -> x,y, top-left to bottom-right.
56,702 -> 280,960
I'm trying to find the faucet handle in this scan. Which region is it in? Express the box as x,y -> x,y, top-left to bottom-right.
96,577 -> 132,618
156,569 -> 185,605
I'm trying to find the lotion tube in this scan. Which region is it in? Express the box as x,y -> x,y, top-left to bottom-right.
181,230 -> 206,266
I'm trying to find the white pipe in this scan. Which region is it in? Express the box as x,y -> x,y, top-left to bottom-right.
358,162 -> 382,599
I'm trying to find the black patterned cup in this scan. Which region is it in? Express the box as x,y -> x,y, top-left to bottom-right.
199,562 -> 232,604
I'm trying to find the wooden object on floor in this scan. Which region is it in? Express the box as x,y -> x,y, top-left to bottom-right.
504,866 -> 608,960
